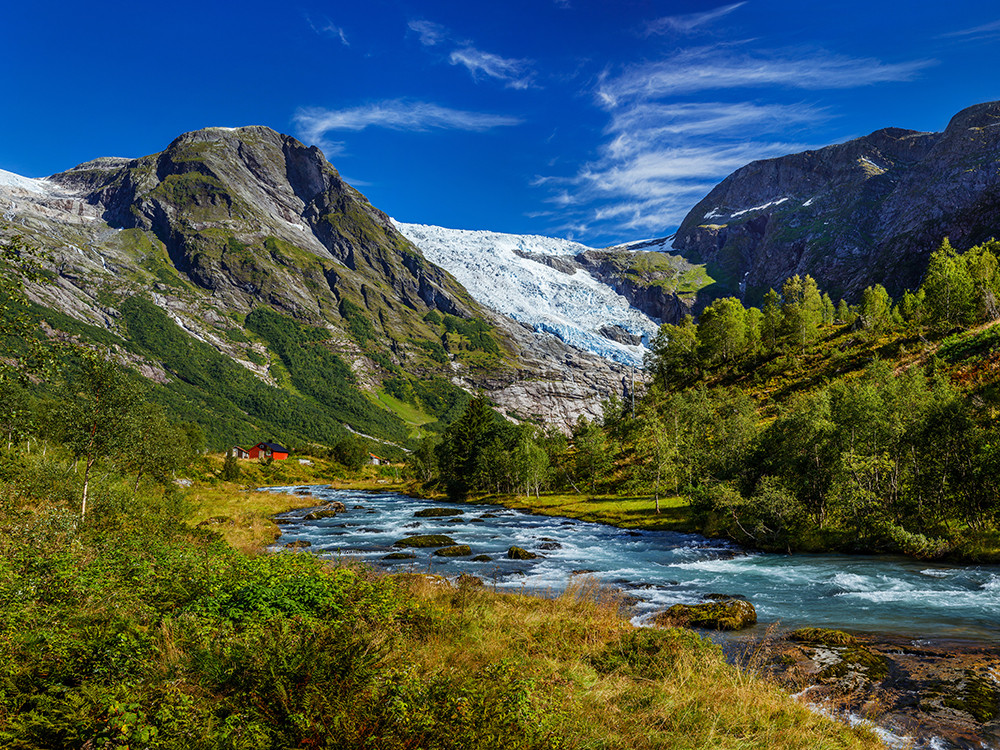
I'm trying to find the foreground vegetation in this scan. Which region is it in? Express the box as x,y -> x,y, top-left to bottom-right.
0,448 -> 881,749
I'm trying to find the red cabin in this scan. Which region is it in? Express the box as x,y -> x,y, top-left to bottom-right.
247,442 -> 290,460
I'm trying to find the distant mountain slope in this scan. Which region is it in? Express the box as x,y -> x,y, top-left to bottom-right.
672,100 -> 1000,304
1,127 -> 626,443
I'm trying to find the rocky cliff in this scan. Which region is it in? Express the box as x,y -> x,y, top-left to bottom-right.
672,100 -> 1000,304
2,127 -> 626,439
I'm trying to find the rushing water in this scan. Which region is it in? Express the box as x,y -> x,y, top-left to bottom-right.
267,487 -> 1000,644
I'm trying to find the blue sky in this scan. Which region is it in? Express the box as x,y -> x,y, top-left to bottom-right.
3,1 -> 999,245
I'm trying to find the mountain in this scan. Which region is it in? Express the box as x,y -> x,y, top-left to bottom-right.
672,100 -> 1000,305
1,126 -> 628,446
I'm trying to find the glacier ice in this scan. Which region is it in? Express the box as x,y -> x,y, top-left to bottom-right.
394,221 -> 660,367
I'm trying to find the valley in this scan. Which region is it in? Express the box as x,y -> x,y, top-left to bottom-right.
3,95 -> 1000,750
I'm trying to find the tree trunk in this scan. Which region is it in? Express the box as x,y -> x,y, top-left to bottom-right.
81,454 -> 96,522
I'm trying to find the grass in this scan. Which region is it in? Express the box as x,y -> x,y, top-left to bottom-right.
367,388 -> 436,438
470,492 -> 696,532
399,576 -> 883,750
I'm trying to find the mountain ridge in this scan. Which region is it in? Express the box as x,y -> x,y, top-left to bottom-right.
672,100 -> 1000,305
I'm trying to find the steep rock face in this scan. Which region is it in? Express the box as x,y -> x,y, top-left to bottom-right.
576,250 -> 697,324
50,127 -> 476,326
673,101 -> 1000,302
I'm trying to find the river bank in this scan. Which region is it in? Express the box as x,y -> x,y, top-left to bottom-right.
264,485 -> 1000,749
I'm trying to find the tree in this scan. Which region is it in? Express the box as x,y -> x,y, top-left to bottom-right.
221,448 -> 241,481
117,402 -> 198,488
571,416 -> 611,494
51,350 -> 143,521
859,284 -> 892,333
437,393 -> 495,499
836,298 -> 856,326
407,435 -> 440,483
697,297 -> 748,364
922,238 -> 974,328
781,275 -> 823,348
646,315 -> 700,388
333,436 -> 368,471
633,402 -> 677,513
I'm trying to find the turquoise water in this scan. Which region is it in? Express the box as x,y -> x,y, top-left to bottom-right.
268,487 -> 1000,643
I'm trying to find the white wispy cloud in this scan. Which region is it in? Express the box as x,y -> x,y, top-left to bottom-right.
306,15 -> 349,46
538,96 -> 826,237
597,48 -> 934,106
408,19 -> 449,46
939,18 -> 1000,39
645,2 -> 746,35
449,47 -> 536,89
294,100 -> 522,150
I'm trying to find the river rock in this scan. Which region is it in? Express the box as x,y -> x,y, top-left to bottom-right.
284,540 -> 312,550
507,546 -> 538,560
304,509 -> 338,520
383,552 -> 416,560
322,501 -> 347,512
537,541 -> 562,550
654,599 -> 757,631
415,507 -> 464,517
434,544 -> 472,557
471,554 -> 492,562
393,534 -> 457,548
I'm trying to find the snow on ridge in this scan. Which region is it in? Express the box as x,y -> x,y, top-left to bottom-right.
0,168 -> 49,194
730,197 -> 789,218
394,221 -> 659,367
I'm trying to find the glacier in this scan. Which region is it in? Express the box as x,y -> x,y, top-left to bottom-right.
393,221 -> 661,367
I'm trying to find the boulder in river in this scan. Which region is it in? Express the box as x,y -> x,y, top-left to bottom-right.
393,534 -> 457,548
323,501 -> 348,512
415,507 -> 464,517
434,545 -> 472,557
383,552 -> 417,560
654,599 -> 757,631
304,510 -> 339,520
507,546 -> 538,560
537,541 -> 562,551
471,554 -> 492,562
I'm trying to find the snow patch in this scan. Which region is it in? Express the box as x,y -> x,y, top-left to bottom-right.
730,197 -> 789,218
394,222 -> 660,367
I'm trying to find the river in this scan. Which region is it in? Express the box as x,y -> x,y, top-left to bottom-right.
267,486 -> 1000,645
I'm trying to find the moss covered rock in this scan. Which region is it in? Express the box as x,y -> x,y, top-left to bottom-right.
304,509 -> 339,520
507,546 -> 538,560
433,545 -> 472,557
414,507 -> 464,518
818,645 -> 888,683
382,552 -> 417,560
789,628 -> 856,646
393,534 -> 457,548
471,554 -> 492,562
654,599 -> 757,631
